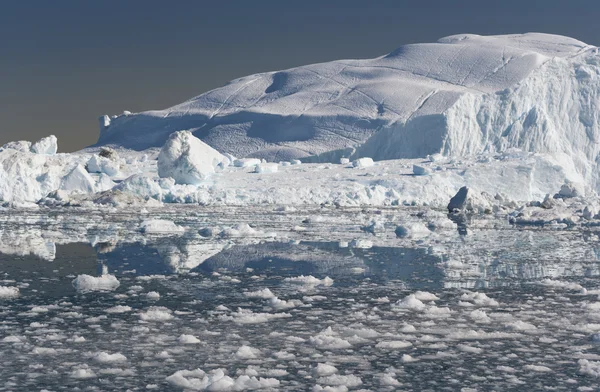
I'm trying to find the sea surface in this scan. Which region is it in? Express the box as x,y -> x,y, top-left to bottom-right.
1,207 -> 600,391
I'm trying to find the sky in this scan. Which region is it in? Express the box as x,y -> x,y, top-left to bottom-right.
1,0 -> 599,152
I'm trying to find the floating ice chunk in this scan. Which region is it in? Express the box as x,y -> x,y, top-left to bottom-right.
166,368 -> 280,391
313,363 -> 338,377
340,158 -> 350,164
457,344 -> 483,354
2,335 -> 24,343
523,364 -> 551,372
316,374 -> 362,388
62,164 -> 95,194
578,359 -> 600,377
244,288 -> 275,299
219,308 -> 291,324
30,135 -> 57,155
235,345 -> 261,359
157,130 -> 224,185
234,158 -> 261,168
140,219 -> 185,234
72,274 -> 119,293
0,286 -> 19,299
460,292 -> 499,307
506,320 -> 537,331
268,296 -> 302,310
310,327 -> 352,350
393,294 -> 426,311
70,367 -> 96,379
178,334 -> 201,344
254,163 -> 278,173
352,157 -> 374,168
375,340 -> 413,349
413,291 -> 440,301
93,352 -> 127,363
139,307 -> 174,322
146,291 -> 161,300
413,164 -> 431,176
284,275 -> 333,287
104,305 -> 132,314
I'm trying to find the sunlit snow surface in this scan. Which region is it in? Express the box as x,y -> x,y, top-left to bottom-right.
2,206 -> 600,390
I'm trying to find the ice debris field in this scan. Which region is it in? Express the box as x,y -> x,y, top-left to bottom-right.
3,33 -> 600,390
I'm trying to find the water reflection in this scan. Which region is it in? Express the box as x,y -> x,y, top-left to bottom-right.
2,226 -> 600,290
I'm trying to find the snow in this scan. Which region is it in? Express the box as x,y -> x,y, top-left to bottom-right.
72,274 -> 120,292
157,130 -> 224,185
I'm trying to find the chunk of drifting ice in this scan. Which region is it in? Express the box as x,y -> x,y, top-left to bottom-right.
30,135 -> 58,155
412,164 -> 431,176
72,274 -> 120,293
61,164 -> 96,194
178,334 -> 201,344
0,286 -> 19,299
284,275 -> 333,287
312,363 -> 338,376
352,157 -> 374,168
234,158 -> 261,168
146,291 -> 160,300
166,368 -> 280,391
157,130 -> 224,185
140,219 -> 185,234
393,294 -> 426,311
93,352 -> 127,363
139,307 -> 174,322
340,158 -> 350,164
254,163 -> 278,173
235,345 -> 261,359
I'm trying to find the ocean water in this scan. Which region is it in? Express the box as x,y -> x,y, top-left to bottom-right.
1,207 -> 600,390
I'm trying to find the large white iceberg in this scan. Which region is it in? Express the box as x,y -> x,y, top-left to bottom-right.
157,130 -> 225,185
95,34 -> 599,189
